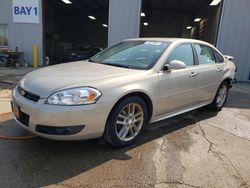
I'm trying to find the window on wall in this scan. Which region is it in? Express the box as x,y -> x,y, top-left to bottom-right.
140,0 -> 223,45
0,25 -> 8,47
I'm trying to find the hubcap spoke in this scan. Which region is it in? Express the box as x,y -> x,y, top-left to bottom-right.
134,111 -> 142,118
135,117 -> 143,123
131,104 -> 135,115
120,127 -> 129,140
132,123 -> 139,132
121,110 -> 127,116
127,104 -> 131,115
129,127 -> 134,135
117,120 -> 126,125
118,114 -> 128,120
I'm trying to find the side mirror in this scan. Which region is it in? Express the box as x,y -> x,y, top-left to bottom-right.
224,55 -> 234,61
168,60 -> 186,70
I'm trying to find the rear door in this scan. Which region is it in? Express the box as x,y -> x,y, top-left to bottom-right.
192,44 -> 225,101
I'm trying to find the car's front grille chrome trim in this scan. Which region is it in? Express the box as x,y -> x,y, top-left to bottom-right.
17,86 -> 40,102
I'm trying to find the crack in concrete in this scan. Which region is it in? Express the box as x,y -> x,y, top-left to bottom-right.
137,151 -> 143,161
214,149 -> 248,187
57,183 -> 77,188
155,180 -> 201,188
182,115 -> 217,154
193,118 -> 249,187
82,177 -> 153,188
198,123 -> 216,154
14,164 -> 18,172
206,123 -> 250,143
197,123 -> 226,165
110,184 -> 147,188
159,137 -> 167,164
155,136 -> 196,188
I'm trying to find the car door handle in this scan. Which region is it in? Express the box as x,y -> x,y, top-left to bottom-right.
216,68 -> 223,72
189,72 -> 198,77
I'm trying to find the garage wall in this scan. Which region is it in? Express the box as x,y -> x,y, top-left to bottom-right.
217,0 -> 250,81
0,0 -> 43,66
108,0 -> 141,46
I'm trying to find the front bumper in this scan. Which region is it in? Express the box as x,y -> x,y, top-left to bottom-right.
12,87 -> 111,140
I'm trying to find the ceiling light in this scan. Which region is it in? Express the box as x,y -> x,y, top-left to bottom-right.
186,26 -> 192,30
143,22 -> 148,26
102,24 -> 108,28
210,0 -> 221,6
141,12 -> 146,17
61,0 -> 72,4
88,16 -> 96,20
194,18 -> 201,22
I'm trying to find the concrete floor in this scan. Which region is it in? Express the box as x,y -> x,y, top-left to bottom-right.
0,82 -> 250,188
0,67 -> 39,84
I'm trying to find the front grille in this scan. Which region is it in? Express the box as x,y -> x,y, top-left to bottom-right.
18,86 -> 40,102
18,110 -> 30,127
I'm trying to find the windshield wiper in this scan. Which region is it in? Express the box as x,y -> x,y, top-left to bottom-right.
102,63 -> 130,69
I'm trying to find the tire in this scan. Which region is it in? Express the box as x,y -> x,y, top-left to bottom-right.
105,96 -> 148,147
210,81 -> 229,111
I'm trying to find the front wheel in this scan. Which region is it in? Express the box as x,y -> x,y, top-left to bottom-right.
105,96 -> 148,147
210,81 -> 229,111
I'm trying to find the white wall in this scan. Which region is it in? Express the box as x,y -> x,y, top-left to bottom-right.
108,0 -> 141,46
0,0 -> 43,66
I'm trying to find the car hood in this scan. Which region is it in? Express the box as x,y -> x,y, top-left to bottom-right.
19,61 -> 141,98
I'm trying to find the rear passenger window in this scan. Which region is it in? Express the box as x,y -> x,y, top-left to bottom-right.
194,44 -> 216,65
167,44 -> 194,66
214,50 -> 224,63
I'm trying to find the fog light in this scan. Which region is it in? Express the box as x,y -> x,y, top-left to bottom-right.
36,125 -> 85,135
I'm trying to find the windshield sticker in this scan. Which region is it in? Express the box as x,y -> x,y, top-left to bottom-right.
144,41 -> 162,45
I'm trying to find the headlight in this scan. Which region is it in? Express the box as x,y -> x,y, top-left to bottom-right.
45,87 -> 101,105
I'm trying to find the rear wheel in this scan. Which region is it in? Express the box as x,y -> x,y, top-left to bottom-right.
105,96 -> 148,147
210,81 -> 229,111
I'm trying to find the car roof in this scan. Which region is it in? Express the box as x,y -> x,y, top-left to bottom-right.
125,37 -> 215,47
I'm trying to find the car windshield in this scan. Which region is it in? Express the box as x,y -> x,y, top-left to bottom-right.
89,41 -> 170,70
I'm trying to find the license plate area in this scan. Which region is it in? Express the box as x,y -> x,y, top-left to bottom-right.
12,101 -> 20,119
11,101 -> 30,127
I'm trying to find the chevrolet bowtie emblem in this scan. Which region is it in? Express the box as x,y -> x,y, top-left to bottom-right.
20,90 -> 26,96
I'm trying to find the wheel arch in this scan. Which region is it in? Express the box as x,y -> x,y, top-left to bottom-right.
222,77 -> 233,88
107,91 -> 154,123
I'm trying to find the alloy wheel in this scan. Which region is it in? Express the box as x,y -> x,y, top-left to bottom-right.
115,103 -> 144,142
216,84 -> 228,108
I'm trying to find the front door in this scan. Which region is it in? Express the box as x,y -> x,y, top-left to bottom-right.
157,43 -> 203,116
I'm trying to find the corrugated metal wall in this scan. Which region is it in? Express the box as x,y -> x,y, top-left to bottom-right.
0,0 -> 43,66
217,0 -> 250,81
108,0 -> 141,46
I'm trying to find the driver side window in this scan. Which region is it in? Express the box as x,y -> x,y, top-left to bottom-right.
167,44 -> 194,66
